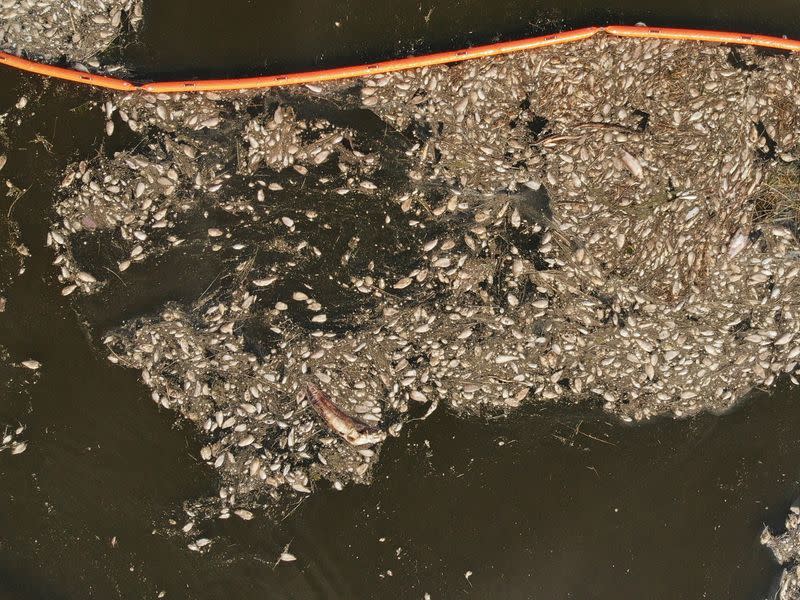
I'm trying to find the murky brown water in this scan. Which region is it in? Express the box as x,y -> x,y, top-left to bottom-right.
4,3 -> 800,599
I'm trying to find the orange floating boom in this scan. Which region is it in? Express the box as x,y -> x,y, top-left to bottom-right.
605,25 -> 800,51
141,26 -> 600,92
1,25 -> 800,93
0,50 -> 136,91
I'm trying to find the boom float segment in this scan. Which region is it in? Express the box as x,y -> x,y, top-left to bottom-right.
1,25 -> 800,92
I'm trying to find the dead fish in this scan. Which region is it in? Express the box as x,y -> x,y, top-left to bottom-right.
620,150 -> 643,178
305,383 -> 386,446
728,229 -> 750,258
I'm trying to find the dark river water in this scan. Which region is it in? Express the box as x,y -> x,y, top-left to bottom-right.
3,2 -> 800,599
119,0 -> 800,79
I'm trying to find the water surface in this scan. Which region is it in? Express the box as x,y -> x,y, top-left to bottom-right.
2,3 -> 800,598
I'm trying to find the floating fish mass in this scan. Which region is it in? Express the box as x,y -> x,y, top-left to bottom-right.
43,36 -> 800,523
762,505 -> 800,600
0,0 -> 143,67
0,424 -> 27,456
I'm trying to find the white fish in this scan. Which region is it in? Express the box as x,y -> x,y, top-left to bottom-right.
727,229 -> 749,258
620,151 -> 643,178
76,271 -> 97,283
252,277 -> 277,287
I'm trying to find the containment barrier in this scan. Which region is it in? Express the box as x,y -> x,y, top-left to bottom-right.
140,27 -> 600,92
0,51 -> 136,91
1,25 -> 800,93
604,25 -> 800,52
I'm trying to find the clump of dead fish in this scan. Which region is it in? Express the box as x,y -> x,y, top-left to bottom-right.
46,34 -> 800,522
0,424 -> 27,456
763,504 -> 800,600
0,0 -> 143,67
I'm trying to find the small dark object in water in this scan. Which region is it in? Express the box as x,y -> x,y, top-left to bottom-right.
507,185 -> 552,224
527,115 -> 549,139
727,47 -> 762,72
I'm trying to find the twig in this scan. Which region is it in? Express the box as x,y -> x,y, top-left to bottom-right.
6,186 -> 30,219
102,265 -> 126,285
577,430 -> 616,446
